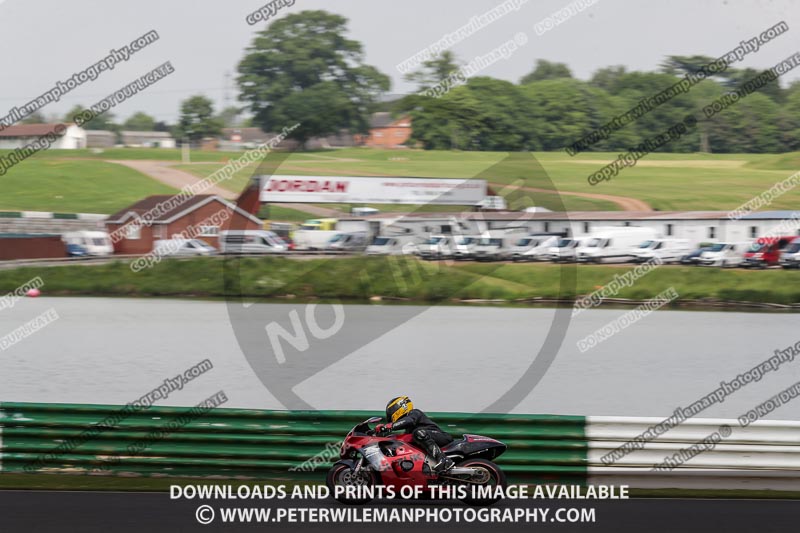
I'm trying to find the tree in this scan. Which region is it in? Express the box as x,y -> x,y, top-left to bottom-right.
237,10 -> 390,148
20,111 -> 47,124
216,106 -> 243,128
62,104 -> 118,131
589,66 -> 627,92
520,60 -> 572,84
173,95 -> 223,142
123,112 -> 156,131
405,50 -> 461,90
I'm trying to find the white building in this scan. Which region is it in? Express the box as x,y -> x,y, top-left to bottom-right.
338,210 -> 800,248
120,131 -> 176,148
0,123 -> 86,149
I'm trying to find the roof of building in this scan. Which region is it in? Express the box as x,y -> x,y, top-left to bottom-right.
369,113 -> 411,129
120,131 -> 174,138
339,210 -> 800,222
106,195 -> 262,226
85,130 -> 116,137
0,123 -> 70,138
222,127 -> 274,143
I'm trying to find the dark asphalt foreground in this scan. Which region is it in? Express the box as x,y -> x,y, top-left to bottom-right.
0,492 -> 797,533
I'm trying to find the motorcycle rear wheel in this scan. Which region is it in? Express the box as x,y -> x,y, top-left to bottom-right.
455,458 -> 508,506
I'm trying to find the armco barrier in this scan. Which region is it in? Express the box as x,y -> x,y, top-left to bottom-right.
0,402 -> 587,484
1,402 -> 798,490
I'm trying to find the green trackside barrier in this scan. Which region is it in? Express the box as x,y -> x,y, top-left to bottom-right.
52,213 -> 79,220
0,402 -> 588,485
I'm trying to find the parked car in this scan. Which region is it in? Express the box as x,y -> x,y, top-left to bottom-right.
62,231 -> 113,256
680,245 -> 712,265
66,243 -> 89,257
697,242 -> 748,267
577,227 -> 657,263
219,230 -> 288,254
326,231 -> 369,252
742,236 -> 794,268
631,238 -> 690,264
779,237 -> 800,269
510,235 -> 560,262
153,239 -> 216,257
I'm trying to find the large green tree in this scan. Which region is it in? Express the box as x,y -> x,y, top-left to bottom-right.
173,95 -> 223,142
237,10 -> 390,148
520,60 -> 573,84
123,112 -> 156,131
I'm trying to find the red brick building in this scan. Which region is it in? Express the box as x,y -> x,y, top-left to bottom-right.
357,113 -> 412,148
105,195 -> 262,254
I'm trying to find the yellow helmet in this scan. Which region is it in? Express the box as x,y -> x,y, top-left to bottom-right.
386,396 -> 413,423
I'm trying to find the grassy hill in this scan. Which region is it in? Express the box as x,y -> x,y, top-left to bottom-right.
1,148 -> 798,215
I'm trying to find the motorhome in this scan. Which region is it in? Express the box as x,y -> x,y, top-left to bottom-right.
631,238 -> 690,264
472,227 -> 529,261
325,231 -> 369,252
577,227 -> 657,263
779,237 -> 800,269
218,230 -> 288,254
62,231 -> 114,256
508,235 -> 560,262
697,242 -> 748,267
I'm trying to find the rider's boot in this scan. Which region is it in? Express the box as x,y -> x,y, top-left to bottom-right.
418,432 -> 454,473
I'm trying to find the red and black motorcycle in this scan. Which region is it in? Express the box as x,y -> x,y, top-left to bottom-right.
326,416 -> 508,505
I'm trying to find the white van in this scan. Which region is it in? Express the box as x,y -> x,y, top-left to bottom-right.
546,238 -> 583,262
219,230 -> 288,254
472,228 -> 529,261
577,227 -> 657,263
452,235 -> 480,260
365,235 -> 418,256
510,235 -> 561,262
416,235 -> 455,260
779,237 -> 800,269
326,231 -> 369,252
62,231 -> 114,256
153,239 -> 216,257
697,242 -> 748,267
632,238 -> 690,264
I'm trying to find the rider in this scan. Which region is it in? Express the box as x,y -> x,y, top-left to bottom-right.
375,396 -> 455,473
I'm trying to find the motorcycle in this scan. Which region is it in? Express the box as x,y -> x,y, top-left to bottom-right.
326,416 -> 508,506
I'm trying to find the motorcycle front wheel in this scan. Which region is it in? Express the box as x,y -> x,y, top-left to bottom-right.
326,463 -> 376,505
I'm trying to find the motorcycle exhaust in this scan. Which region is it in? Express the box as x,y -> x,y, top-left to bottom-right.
446,467 -> 476,476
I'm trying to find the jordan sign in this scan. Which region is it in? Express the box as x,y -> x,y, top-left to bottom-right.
259,175 -> 487,205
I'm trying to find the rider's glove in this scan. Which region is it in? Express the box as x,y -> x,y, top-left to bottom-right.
376,423 -> 393,436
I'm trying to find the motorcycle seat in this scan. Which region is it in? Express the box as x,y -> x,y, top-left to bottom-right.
441,437 -> 468,453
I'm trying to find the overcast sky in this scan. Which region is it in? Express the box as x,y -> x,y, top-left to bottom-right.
1,0 -> 798,123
